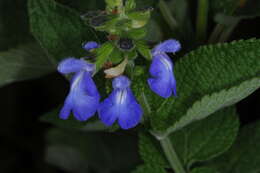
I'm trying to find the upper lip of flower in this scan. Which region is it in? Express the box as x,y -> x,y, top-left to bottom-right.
159,55 -> 172,71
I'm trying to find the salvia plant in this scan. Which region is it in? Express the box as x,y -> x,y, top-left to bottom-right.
1,0 -> 260,172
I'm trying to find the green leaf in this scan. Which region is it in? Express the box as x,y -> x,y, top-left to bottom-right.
0,43 -> 54,87
128,11 -> 151,28
109,48 -> 124,64
131,164 -> 167,173
128,27 -> 147,40
139,132 -> 168,167
125,0 -> 136,12
105,0 -> 122,8
210,120 -> 260,173
150,39 -> 260,135
95,42 -> 115,71
28,0 -> 100,62
125,50 -> 138,60
138,107 -> 239,170
170,107 -> 239,168
190,167 -> 218,173
135,40 -> 152,60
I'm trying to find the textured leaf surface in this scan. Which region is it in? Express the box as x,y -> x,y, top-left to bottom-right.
139,132 -> 168,167
211,121 -> 260,173
28,0 -> 100,62
131,164 -> 167,173
138,107 -> 239,170
0,43 -> 54,87
170,107 -> 239,168
190,167 -> 218,173
150,39 -> 260,133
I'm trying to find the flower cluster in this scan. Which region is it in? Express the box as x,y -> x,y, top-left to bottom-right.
57,39 -> 181,129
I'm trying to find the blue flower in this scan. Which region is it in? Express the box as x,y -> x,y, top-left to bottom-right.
57,57 -> 100,121
83,41 -> 100,51
98,76 -> 143,129
148,39 -> 181,98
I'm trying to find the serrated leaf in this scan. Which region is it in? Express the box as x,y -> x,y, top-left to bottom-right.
28,0 -> 100,62
150,39 -> 260,134
131,164 -> 167,173
0,43 -> 54,87
163,78 -> 259,137
139,132 -> 168,167
190,167 -> 218,173
170,107 -> 239,168
125,0 -> 136,12
138,107 -> 239,170
210,120 -> 260,173
95,42 -> 114,71
135,40 -> 152,60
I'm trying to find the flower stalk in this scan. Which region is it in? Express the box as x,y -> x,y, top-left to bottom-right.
159,136 -> 186,173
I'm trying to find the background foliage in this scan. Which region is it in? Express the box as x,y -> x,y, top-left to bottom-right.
0,0 -> 259,173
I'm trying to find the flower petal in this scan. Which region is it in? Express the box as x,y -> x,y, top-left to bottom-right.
98,87 -> 142,129
153,39 -> 181,54
117,89 -> 143,129
148,54 -> 176,98
70,71 -> 100,121
57,57 -> 88,74
98,91 -> 118,126
83,41 -> 100,51
112,75 -> 131,89
59,95 -> 73,120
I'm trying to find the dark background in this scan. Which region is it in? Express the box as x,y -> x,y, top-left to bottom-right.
0,0 -> 259,172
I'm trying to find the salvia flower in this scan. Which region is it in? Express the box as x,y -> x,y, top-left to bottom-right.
83,41 -> 100,51
98,75 -> 143,129
57,57 -> 100,121
148,39 -> 181,98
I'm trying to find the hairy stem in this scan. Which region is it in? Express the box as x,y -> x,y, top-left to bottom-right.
159,136 -> 186,173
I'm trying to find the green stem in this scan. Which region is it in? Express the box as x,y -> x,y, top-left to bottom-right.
158,0 -> 178,31
196,0 -> 209,42
218,19 -> 240,42
208,24 -> 225,43
159,136 -> 186,173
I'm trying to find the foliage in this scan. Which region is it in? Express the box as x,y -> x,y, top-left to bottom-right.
1,0 -> 260,172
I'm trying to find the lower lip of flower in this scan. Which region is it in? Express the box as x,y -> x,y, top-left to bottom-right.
116,89 -> 127,105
